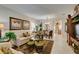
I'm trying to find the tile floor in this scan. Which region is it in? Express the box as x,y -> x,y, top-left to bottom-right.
51,33 -> 74,54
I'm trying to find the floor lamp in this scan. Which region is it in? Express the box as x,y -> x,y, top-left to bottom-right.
0,24 -> 4,38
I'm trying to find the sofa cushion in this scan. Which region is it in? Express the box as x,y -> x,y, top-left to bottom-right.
0,49 -> 3,54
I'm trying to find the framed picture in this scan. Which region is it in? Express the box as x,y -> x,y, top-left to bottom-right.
10,17 -> 22,30
22,20 -> 30,30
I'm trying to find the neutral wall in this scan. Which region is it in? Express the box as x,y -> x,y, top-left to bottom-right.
0,5 -> 38,37
0,5 -> 67,38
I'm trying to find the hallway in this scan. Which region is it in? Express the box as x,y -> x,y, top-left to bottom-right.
51,33 -> 74,54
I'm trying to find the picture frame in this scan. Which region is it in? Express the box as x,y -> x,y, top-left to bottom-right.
10,17 -> 22,30
22,20 -> 30,30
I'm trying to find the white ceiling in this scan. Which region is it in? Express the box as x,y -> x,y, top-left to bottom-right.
2,4 -> 76,19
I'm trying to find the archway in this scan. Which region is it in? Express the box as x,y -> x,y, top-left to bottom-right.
54,18 -> 62,35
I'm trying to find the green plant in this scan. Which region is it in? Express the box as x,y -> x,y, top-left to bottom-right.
5,32 -> 16,41
39,23 -> 42,31
35,25 -> 39,31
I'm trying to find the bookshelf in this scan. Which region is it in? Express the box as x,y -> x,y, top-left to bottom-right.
67,13 -> 79,54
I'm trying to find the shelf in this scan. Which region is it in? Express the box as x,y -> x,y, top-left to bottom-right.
72,12 -> 79,19
72,14 -> 79,23
72,19 -> 79,23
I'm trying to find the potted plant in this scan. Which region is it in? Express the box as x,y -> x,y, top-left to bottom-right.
35,25 -> 39,31
4,32 -> 16,44
39,23 -> 43,31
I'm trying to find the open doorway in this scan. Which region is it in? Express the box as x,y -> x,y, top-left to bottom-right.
54,18 -> 62,35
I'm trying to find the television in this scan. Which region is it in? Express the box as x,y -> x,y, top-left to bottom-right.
75,24 -> 79,39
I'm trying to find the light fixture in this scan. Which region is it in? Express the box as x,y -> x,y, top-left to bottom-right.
0,24 -> 4,38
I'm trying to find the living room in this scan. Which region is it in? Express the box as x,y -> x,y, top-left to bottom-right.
0,4 -> 79,54
0,5 -> 54,54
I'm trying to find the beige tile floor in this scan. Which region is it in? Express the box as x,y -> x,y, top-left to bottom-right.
51,33 -> 74,54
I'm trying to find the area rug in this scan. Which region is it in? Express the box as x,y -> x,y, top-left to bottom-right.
13,40 -> 54,54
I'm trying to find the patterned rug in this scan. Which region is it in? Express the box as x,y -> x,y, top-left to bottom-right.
13,40 -> 53,54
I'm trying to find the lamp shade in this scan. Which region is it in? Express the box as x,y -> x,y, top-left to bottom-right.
0,24 -> 4,29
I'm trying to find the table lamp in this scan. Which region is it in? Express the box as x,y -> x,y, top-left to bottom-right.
0,24 -> 4,38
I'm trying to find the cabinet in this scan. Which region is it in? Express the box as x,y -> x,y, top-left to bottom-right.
67,13 -> 79,53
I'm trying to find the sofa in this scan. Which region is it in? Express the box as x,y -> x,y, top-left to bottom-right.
15,36 -> 33,47
15,32 -> 33,47
0,42 -> 23,54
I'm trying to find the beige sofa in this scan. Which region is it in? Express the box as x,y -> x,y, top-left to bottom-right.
13,31 -> 33,47
0,42 -> 23,54
15,36 -> 32,47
